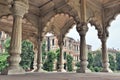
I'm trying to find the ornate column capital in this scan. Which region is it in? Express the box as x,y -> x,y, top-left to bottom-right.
58,40 -> 64,47
99,34 -> 108,42
57,34 -> 64,47
10,0 -> 29,17
76,22 -> 88,36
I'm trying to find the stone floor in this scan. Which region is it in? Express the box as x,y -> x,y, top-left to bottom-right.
0,72 -> 120,80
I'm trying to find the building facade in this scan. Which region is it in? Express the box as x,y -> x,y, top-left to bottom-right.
0,31 -> 8,53
44,34 -> 92,62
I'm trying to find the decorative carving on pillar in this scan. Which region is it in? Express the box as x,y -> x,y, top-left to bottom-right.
76,22 -> 91,73
10,0 -> 29,17
1,0 -> 29,75
99,32 -> 112,72
31,46 -> 38,72
76,22 -> 88,35
57,34 -> 66,72
35,36 -> 44,72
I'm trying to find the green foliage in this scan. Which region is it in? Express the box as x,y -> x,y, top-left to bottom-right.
76,61 -> 80,68
116,52 -> 120,70
0,53 -> 9,71
94,66 -> 102,72
42,41 -> 47,63
43,51 -> 56,71
20,40 -> 34,70
88,52 -> 94,68
67,54 -> 73,71
109,54 -> 116,71
4,38 -> 11,53
93,52 -> 102,67
0,38 -> 10,71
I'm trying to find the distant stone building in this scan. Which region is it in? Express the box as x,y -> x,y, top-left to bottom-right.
0,31 -> 8,53
44,34 -> 92,62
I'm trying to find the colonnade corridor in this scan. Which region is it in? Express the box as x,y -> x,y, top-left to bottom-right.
0,0 -> 120,80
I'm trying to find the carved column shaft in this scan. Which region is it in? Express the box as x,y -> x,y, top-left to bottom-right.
76,23 -> 90,73
32,47 -> 38,72
100,35 -> 112,72
58,35 -> 66,72
79,31 -> 88,72
1,0 -> 29,75
59,42 -> 64,70
101,39 -> 109,65
9,15 -> 22,67
36,38 -> 43,71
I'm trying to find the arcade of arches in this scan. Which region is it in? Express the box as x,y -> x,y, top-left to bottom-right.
0,0 -> 120,75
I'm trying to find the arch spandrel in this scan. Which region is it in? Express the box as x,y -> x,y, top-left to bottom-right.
65,0 -> 81,21
42,13 -> 75,38
104,5 -> 120,28
85,6 -> 103,37
0,15 -> 38,41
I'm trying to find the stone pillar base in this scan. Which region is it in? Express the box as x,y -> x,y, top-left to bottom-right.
1,66 -> 25,75
76,68 -> 91,73
34,68 -> 46,73
57,69 -> 66,72
101,68 -> 113,73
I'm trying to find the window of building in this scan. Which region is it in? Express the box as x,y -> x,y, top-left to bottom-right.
52,39 -> 54,46
64,52 -> 67,59
47,37 -> 50,51
77,56 -> 79,61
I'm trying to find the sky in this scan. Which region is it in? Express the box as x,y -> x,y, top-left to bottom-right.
66,15 -> 120,51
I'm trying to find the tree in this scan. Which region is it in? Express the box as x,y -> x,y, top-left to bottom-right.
109,54 -> 116,71
92,50 -> 102,72
0,53 -> 9,71
67,54 -> 73,71
88,52 -> 94,71
42,41 -> 47,63
0,38 -> 10,72
116,52 -> 120,70
4,37 -> 10,53
20,40 -> 34,70
43,51 -> 56,71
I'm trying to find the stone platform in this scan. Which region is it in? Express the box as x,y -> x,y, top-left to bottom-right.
0,72 -> 120,80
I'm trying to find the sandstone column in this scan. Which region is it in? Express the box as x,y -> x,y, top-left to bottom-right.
35,37 -> 44,72
76,23 -> 91,73
31,47 -> 38,72
1,0 -> 29,75
53,59 -> 57,72
100,35 -> 112,72
58,36 -> 66,72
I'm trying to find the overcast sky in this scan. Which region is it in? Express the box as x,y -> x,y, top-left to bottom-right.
66,15 -> 120,51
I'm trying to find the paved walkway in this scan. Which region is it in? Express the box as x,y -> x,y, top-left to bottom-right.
0,72 -> 120,80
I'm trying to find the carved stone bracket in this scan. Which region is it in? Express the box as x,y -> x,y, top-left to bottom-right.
76,22 -> 88,36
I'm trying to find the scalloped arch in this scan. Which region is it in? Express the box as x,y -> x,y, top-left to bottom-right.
105,12 -> 120,29
89,19 -> 103,38
42,12 -> 77,38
